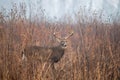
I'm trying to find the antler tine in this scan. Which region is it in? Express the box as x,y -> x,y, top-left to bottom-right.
64,31 -> 74,39
53,27 -> 61,42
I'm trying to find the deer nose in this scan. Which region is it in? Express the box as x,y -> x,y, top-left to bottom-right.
64,44 -> 67,47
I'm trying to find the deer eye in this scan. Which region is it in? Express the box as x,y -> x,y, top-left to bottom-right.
60,41 -> 67,47
61,41 -> 65,44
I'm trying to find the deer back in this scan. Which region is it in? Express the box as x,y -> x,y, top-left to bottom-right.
23,46 -> 52,62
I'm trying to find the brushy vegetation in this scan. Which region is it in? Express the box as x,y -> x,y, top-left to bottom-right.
0,3 -> 120,80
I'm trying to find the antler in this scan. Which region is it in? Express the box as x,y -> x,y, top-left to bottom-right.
53,32 -> 62,42
64,31 -> 74,39
53,27 -> 62,42
53,26 -> 74,41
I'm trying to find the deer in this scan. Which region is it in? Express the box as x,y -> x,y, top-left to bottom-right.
22,30 -> 74,80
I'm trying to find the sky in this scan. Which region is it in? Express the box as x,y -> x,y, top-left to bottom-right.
0,0 -> 120,20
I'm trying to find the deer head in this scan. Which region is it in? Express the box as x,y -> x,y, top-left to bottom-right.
53,31 -> 74,49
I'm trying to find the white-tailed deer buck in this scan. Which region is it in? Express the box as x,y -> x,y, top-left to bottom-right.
22,30 -> 74,79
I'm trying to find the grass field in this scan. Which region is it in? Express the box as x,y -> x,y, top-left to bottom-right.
0,4 -> 120,80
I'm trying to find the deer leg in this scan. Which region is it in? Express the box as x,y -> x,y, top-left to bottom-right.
50,62 -> 57,80
41,62 -> 56,79
41,62 -> 50,79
